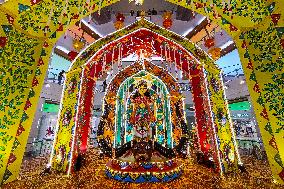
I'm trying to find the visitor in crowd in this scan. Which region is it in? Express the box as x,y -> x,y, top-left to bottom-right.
137,10 -> 141,17
147,9 -> 152,15
151,8 -> 157,15
58,70 -> 65,85
102,79 -> 107,92
40,165 -> 51,176
130,9 -> 135,16
74,153 -> 84,171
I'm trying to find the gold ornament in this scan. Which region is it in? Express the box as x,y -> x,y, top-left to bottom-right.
73,39 -> 84,51
163,11 -> 173,29
114,21 -> 124,30
103,128 -> 114,142
208,47 -> 221,60
163,11 -> 172,20
173,128 -> 182,143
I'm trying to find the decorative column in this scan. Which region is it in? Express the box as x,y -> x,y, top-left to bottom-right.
75,62 -> 97,155
235,16 -> 284,184
206,66 -> 241,173
189,66 -> 220,173
50,68 -> 83,174
0,14 -> 51,184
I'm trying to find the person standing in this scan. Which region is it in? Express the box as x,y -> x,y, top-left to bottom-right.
151,8 -> 157,15
58,70 -> 65,85
102,79 -> 107,92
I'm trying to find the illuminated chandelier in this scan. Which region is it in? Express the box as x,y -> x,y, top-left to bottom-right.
129,0 -> 144,5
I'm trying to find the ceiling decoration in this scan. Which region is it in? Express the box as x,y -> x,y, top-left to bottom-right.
70,18 -> 218,72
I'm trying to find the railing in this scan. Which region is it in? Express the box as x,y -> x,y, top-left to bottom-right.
236,139 -> 266,160
24,138 -> 99,157
24,140 -> 53,157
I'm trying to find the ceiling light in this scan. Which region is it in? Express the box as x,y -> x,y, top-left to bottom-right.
129,0 -> 144,5
220,40 -> 234,49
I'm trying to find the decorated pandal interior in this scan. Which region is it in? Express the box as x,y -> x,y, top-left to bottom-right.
0,0 -> 284,188
49,19 -> 243,185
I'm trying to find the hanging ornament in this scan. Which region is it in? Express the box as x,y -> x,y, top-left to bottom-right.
114,13 -> 125,30
204,27 -> 215,49
114,20 -> 124,30
204,28 -> 221,60
163,11 -> 173,29
204,38 -> 215,49
208,47 -> 221,60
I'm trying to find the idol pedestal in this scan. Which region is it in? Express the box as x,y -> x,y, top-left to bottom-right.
105,149 -> 183,183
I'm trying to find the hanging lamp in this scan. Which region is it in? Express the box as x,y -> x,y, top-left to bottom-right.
204,27 -> 221,60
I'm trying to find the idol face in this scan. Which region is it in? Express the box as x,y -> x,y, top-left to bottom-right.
138,83 -> 147,95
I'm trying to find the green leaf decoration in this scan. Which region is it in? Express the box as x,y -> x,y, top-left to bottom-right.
264,122 -> 273,135
274,153 -> 284,168
12,138 -> 20,151
0,146 -> 6,151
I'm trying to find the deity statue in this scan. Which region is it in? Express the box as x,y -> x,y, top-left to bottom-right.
129,80 -> 156,141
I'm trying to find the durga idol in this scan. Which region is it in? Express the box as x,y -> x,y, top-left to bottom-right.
129,80 -> 156,141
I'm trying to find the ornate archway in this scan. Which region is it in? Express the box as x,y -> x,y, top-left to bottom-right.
50,19 -> 239,176
0,0 -> 283,184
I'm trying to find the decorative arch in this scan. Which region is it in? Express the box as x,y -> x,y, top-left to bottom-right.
50,19 -> 240,177
0,0 -> 283,185
69,19 -> 219,72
